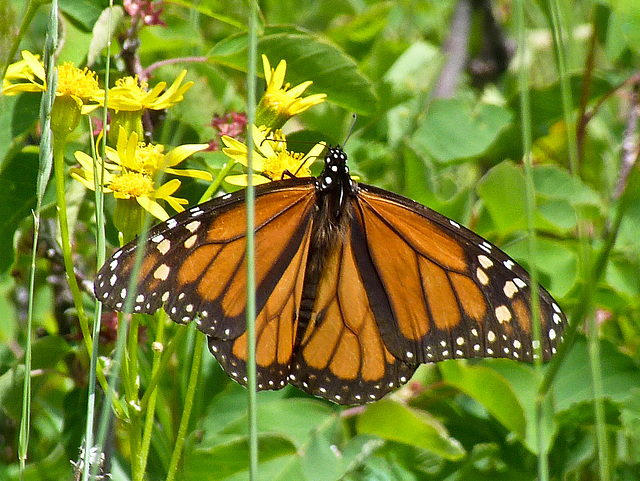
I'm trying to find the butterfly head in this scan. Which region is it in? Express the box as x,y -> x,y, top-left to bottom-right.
317,146 -> 353,191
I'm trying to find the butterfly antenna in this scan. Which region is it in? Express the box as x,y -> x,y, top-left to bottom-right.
343,113 -> 357,148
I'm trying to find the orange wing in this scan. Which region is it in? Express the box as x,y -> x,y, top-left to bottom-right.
286,215 -> 418,405
95,179 -> 318,387
351,184 -> 566,364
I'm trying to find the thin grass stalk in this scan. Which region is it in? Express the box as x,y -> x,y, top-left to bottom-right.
547,1 -> 608,479
84,3 -> 113,472
246,1 -> 259,478
19,1 -> 58,474
515,2 -> 548,479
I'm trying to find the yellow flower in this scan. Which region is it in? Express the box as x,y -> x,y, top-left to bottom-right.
71,127 -> 211,221
221,125 -> 325,186
2,51 -> 45,94
2,50 -> 102,114
99,70 -> 193,112
256,55 -> 326,129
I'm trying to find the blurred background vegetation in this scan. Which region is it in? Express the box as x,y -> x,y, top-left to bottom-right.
1,0 -> 640,480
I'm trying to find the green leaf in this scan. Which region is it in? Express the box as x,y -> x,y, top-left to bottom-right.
382,40 -> 441,98
356,399 -> 465,460
209,27 -> 377,115
0,147 -> 39,275
59,0 -> 105,32
413,98 -> 513,163
219,398 -> 336,446
485,360 -> 557,453
439,361 -> 527,441
87,6 -> 125,67
183,434 -> 297,480
533,165 -> 601,207
477,161 -> 527,232
509,75 -> 612,131
505,237 -> 578,298
29,335 -> 73,371
554,336 -> 640,412
601,0 -> 640,54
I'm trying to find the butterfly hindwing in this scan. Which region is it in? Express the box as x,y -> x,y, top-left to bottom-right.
208,212 -> 312,391
288,219 -> 418,404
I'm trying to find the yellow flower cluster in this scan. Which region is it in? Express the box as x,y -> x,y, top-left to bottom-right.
72,127 -> 210,223
2,50 -> 209,231
221,55 -> 327,186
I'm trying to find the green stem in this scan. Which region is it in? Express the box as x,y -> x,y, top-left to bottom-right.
141,323 -> 186,409
166,327 -> 203,481
200,159 -> 237,202
127,315 -> 143,481
139,310 -> 167,476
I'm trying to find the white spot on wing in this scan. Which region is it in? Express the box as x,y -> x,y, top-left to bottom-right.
476,267 -> 489,286
186,220 -> 201,233
154,264 -> 170,281
495,305 -> 512,324
157,238 -> 171,255
503,280 -> 518,299
478,255 -> 493,269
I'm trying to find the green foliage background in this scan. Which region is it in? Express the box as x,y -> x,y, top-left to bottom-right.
1,0 -> 640,480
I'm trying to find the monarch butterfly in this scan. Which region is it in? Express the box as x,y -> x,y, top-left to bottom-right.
95,146 -> 566,405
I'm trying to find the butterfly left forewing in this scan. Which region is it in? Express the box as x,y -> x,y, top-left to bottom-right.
95,180 -> 317,339
353,185 -> 566,364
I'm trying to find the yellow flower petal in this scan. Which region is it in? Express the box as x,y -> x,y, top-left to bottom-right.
164,143 -> 208,167
164,168 -> 213,181
23,51 -> 45,83
164,196 -> 188,213
137,196 -> 169,221
225,174 -> 272,186
154,178 -> 181,197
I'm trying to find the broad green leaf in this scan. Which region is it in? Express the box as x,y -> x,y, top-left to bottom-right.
620,388 -> 640,461
209,27 -> 377,115
554,336 -> 640,412
509,75 -> 612,131
383,40 -> 441,98
87,6 -> 124,67
477,161 -> 527,232
505,237 -> 578,298
0,365 -> 24,419
9,92 -> 41,144
600,0 -> 640,54
485,360 -> 557,453
357,399 -> 465,460
413,98 -> 513,164
606,257 -> 640,299
29,335 -> 73,371
183,434 -> 297,480
439,361 -> 527,441
0,147 -> 39,275
59,0 -> 105,32
218,398 -> 336,446
533,165 -> 601,206
536,199 -> 578,231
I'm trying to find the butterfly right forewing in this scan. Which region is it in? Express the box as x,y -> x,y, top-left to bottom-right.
352,184 -> 566,364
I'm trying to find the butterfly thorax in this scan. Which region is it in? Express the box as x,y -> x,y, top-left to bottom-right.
312,147 -> 357,265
